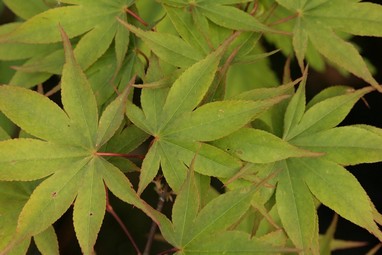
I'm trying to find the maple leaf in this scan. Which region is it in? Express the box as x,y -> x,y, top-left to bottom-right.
124,35 -> 298,194
214,76 -> 382,253
0,0 -> 134,70
154,165 -> 297,254
0,28 -> 151,255
271,0 -> 382,91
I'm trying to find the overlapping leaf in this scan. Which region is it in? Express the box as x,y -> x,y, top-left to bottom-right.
0,29 -> 150,254
272,0 -> 382,91
154,167 -> 291,254
0,181 -> 59,255
126,45 -> 290,193
0,0 -> 134,70
270,84 -> 382,253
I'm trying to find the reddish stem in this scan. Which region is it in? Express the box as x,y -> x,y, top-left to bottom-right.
125,7 -> 149,27
96,152 -> 145,160
268,12 -> 298,26
106,189 -> 142,255
250,0 -> 259,16
143,185 -> 169,255
157,247 -> 179,255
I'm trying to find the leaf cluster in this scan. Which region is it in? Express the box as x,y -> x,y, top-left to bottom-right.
0,0 -> 382,254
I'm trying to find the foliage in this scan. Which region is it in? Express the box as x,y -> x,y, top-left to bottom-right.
0,0 -> 381,254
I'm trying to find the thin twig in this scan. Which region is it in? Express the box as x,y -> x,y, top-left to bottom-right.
157,247 -> 179,255
96,152 -> 145,160
44,83 -> 61,97
106,189 -> 142,255
143,185 -> 168,255
268,12 -> 298,26
249,0 -> 259,16
37,84 -> 44,94
125,7 -> 149,27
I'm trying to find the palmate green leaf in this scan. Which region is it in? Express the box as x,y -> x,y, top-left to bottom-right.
61,27 -> 98,148
3,0 -> 49,20
231,77 -> 300,101
145,136 -> 241,192
0,23 -> 61,61
283,68 -> 308,139
276,160 -> 317,254
307,0 -> 382,37
0,86 -> 76,145
155,169 -> 264,253
33,226 -> 59,255
0,139 -> 87,181
0,181 -> 38,253
96,84 -> 131,148
160,139 -> 242,187
16,158 -> 88,239
158,142 -> 189,192
164,5 -> 210,55
172,168 -> 200,246
163,97 -> 288,142
306,85 -> 353,109
288,157 -> 382,241
197,3 -> 279,33
96,157 -> 145,209
285,86 -> 373,140
159,49 -> 221,130
274,0 -> 382,91
293,18 -> 308,70
127,46 -> 294,192
126,100 -> 155,134
185,186 -> 255,245
114,15 -> 129,70
164,5 -> 211,54
140,54 -> 170,133
305,19 -> 380,91
1,1 -> 134,70
118,19 -> 204,68
138,141 -> 161,195
102,125 -> 150,156
0,28 -> 154,254
73,159 -> 106,255
291,126 -> 382,166
184,231 -> 292,255
213,128 -> 319,164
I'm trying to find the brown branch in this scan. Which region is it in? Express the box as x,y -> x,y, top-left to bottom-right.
125,7 -> 149,27
106,189 -> 142,255
96,152 -> 145,160
157,247 -> 179,255
268,12 -> 299,26
143,185 -> 169,255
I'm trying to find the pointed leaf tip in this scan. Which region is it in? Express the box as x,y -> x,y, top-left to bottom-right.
59,25 -> 75,65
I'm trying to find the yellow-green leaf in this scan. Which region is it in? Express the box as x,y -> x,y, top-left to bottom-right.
73,159 -> 106,255
290,157 -> 382,241
214,128 -> 319,164
16,159 -> 87,238
118,19 -> 204,68
276,160 -> 317,254
138,141 -> 161,195
0,86 -> 77,145
0,139 -> 87,181
291,126 -> 382,166
33,226 -> 59,255
60,27 -> 98,148
159,50 -> 221,131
